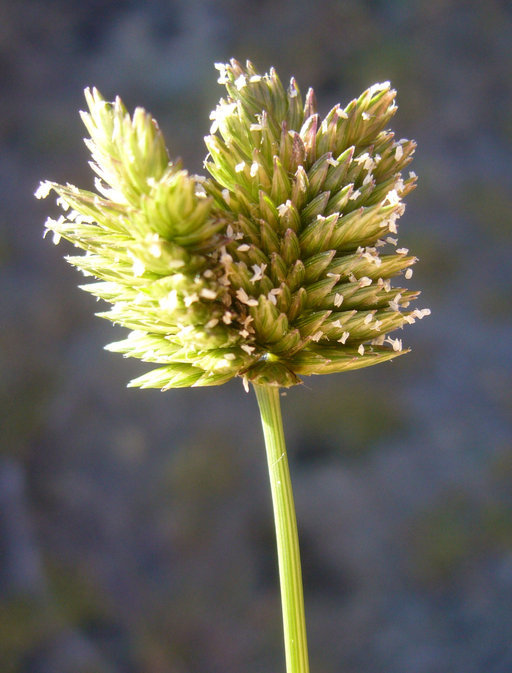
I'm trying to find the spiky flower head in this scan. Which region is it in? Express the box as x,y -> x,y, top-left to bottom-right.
37,59 -> 429,389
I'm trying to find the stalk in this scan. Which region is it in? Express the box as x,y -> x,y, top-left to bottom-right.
253,383 -> 310,673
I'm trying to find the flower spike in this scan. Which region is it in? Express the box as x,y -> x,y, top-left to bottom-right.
38,61 -> 429,389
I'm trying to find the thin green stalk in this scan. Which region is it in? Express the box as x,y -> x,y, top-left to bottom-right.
253,383 -> 310,673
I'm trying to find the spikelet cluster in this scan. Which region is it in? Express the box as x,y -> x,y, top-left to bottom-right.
38,60 -> 429,389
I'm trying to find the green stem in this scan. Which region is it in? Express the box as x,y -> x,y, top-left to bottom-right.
253,383 -> 310,673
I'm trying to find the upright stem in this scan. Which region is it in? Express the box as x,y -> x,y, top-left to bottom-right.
253,383 -> 310,673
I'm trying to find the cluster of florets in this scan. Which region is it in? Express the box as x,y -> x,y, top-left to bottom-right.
37,59 -> 429,389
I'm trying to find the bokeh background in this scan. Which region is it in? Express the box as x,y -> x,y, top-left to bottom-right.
2,1 -> 512,672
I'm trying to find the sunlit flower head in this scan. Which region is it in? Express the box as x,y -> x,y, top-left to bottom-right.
38,59 -> 429,389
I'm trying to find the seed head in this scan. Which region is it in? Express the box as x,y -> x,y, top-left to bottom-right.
38,61 -> 429,389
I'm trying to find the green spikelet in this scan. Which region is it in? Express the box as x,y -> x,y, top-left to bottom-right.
38,62 -> 429,390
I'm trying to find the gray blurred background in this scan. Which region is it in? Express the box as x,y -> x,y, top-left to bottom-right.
2,1 -> 512,672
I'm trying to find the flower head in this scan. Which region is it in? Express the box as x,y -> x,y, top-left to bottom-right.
38,60 -> 429,389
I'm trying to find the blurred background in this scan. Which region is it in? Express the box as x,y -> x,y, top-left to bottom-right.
2,1 -> 512,672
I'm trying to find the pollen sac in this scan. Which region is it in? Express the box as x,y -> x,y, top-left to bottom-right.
40,62 -> 428,391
